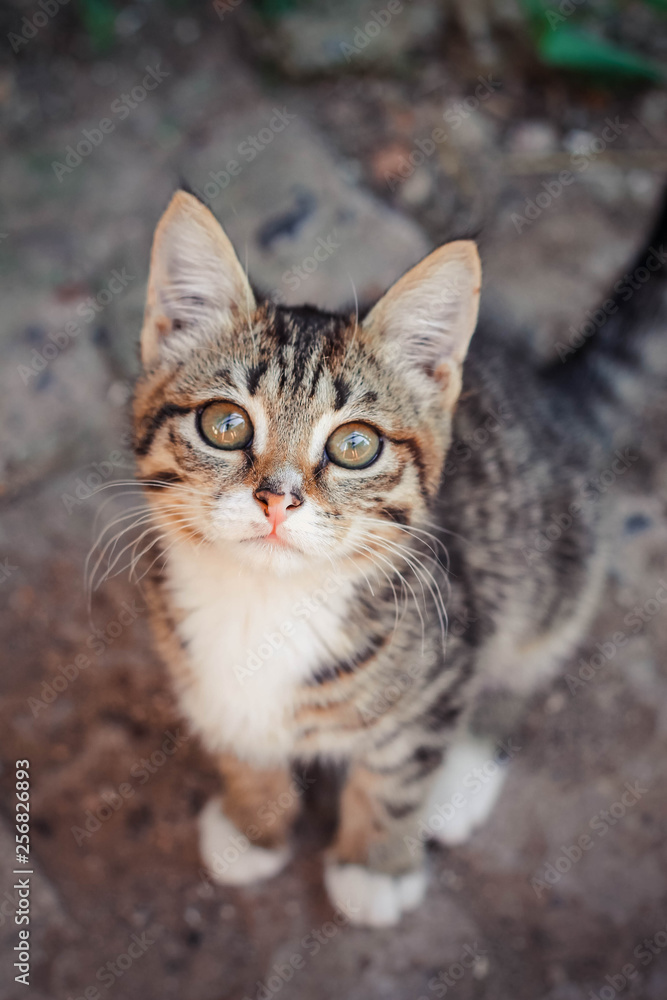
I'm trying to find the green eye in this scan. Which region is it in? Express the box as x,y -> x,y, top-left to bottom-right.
198,401 -> 253,450
326,422 -> 382,469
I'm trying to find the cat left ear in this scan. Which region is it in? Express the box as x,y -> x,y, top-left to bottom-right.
363,240 -> 481,404
141,190 -> 255,367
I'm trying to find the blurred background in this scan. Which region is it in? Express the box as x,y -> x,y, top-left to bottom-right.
1,1 -> 667,998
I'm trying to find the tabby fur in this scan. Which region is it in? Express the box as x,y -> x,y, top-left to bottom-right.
131,190 -> 665,926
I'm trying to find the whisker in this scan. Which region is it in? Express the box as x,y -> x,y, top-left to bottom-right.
343,542 -> 406,639
95,515 -> 202,592
368,534 -> 448,649
350,539 -> 426,652
85,503 -> 197,598
83,479 -> 206,501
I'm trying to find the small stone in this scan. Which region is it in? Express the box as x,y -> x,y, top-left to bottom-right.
446,107 -> 495,153
544,691 -> 566,715
548,962 -> 568,985
115,7 -> 144,37
398,167 -> 433,207
131,907 -> 151,927
624,513 -> 652,535
639,89 -> 667,127
108,380 -> 132,407
184,906 -> 202,927
507,121 -> 558,155
91,62 -> 118,87
243,0 -> 443,76
174,17 -> 200,45
370,142 -> 413,187
189,111 -> 429,311
472,954 -> 490,979
563,129 -> 596,156
438,868 -> 463,890
627,169 -> 659,202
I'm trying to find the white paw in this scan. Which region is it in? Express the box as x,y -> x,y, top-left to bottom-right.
425,735 -> 509,846
324,862 -> 427,927
199,800 -> 290,886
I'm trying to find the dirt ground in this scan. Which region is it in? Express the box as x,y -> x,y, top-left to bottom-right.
1,4 -> 667,999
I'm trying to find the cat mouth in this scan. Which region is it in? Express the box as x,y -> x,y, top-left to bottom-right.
240,533 -> 295,550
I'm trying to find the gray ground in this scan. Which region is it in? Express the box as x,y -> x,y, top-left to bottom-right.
1,7 -> 667,1000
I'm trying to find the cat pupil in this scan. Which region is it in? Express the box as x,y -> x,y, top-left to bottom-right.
345,433 -> 364,456
221,414 -> 243,434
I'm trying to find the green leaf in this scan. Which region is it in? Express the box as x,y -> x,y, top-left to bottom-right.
517,0 -> 554,31
251,0 -> 305,21
75,0 -> 117,53
537,25 -> 666,82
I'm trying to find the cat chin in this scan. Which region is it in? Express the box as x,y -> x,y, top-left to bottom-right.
225,537 -> 316,575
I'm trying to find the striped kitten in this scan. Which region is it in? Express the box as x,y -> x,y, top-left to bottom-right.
133,190 -> 664,926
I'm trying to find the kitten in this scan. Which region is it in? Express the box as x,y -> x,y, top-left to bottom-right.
132,189 -> 665,927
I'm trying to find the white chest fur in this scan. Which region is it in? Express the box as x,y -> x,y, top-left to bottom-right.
165,543 -> 356,766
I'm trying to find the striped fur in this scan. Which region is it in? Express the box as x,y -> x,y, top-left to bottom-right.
131,191 -> 665,925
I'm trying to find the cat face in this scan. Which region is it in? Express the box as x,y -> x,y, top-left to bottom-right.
133,192 -> 481,575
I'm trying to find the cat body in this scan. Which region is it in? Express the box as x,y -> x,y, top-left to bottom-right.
133,190 -> 664,926
153,333 -> 607,768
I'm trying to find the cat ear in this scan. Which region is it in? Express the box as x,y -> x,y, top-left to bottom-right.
141,190 -> 255,366
363,241 -> 481,403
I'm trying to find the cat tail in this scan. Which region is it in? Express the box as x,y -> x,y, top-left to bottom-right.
543,190 -> 667,440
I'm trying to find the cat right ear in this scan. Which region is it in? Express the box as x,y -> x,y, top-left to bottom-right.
141,190 -> 255,367
362,240 -> 481,409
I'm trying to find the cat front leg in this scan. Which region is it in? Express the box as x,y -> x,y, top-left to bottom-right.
199,753 -> 299,886
324,751 -> 442,927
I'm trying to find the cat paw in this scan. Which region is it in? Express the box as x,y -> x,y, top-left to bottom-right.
199,800 -> 290,886
324,862 -> 427,927
425,735 -> 508,846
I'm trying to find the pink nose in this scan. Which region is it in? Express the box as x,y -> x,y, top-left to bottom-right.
254,489 -> 303,531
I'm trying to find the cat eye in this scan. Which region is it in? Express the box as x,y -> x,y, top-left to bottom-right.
326,422 -> 382,470
198,401 -> 253,450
